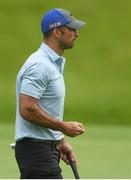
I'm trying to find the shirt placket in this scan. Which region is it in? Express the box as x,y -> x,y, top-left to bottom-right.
55,58 -> 63,74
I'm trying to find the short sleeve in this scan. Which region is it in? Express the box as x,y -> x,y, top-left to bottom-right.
20,63 -> 48,99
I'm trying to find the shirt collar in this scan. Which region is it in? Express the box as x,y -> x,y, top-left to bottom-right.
39,42 -> 66,74
40,42 -> 65,63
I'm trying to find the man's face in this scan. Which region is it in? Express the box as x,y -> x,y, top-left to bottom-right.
57,26 -> 79,49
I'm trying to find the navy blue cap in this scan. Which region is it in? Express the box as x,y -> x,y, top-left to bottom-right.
41,8 -> 86,33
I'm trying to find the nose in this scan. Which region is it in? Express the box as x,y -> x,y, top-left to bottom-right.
75,30 -> 79,38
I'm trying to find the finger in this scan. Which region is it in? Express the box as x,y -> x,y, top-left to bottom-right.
75,123 -> 85,130
61,153 -> 68,164
78,127 -> 85,133
69,153 -> 78,169
60,153 -> 64,161
63,154 -> 69,165
76,123 -> 85,130
61,153 -> 69,164
75,128 -> 85,134
72,130 -> 84,137
79,124 -> 85,130
70,152 -> 75,162
74,156 -> 78,169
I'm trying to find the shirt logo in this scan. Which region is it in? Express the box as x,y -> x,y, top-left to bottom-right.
49,22 -> 61,29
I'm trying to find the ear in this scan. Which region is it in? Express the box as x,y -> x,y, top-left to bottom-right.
52,28 -> 61,38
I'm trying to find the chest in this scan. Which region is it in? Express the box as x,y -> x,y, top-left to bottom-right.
43,67 -> 65,99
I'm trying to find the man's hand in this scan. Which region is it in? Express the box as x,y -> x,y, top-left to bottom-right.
61,121 -> 85,137
58,139 -> 77,168
19,94 -> 85,138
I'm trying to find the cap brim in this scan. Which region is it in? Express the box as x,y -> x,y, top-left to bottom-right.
66,19 -> 86,29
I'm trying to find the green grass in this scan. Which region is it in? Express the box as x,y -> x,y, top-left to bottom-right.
0,123 -> 131,178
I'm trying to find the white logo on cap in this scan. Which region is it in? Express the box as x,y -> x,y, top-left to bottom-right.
49,22 -> 61,29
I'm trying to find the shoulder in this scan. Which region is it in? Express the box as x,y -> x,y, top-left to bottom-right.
19,49 -> 54,79
28,49 -> 49,66
21,49 -> 49,69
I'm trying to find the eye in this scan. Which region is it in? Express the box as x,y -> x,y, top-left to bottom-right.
66,26 -> 76,32
70,28 -> 77,33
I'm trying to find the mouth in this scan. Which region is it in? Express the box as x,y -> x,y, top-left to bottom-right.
72,38 -> 76,41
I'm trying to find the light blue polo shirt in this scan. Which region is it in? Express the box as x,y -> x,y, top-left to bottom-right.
15,43 -> 65,141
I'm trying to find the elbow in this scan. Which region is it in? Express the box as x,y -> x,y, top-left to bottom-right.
19,94 -> 39,121
19,105 -> 29,120
19,104 -> 36,120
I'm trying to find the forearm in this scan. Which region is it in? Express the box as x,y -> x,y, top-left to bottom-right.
19,94 -> 85,137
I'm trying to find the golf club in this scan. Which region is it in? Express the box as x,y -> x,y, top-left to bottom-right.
9,143 -> 15,149
68,156 -> 80,179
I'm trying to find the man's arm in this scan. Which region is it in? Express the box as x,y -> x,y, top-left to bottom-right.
19,94 -> 85,137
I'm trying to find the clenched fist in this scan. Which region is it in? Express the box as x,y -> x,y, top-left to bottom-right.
61,121 -> 85,137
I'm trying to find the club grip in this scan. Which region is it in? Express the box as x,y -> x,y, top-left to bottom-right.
69,159 -> 80,179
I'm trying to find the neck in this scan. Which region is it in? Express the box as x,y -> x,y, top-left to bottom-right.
43,39 -> 64,56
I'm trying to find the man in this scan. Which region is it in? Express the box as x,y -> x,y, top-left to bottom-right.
15,8 -> 86,179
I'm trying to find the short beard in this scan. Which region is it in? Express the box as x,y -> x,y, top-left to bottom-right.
60,41 -> 74,50
57,27 -> 74,50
